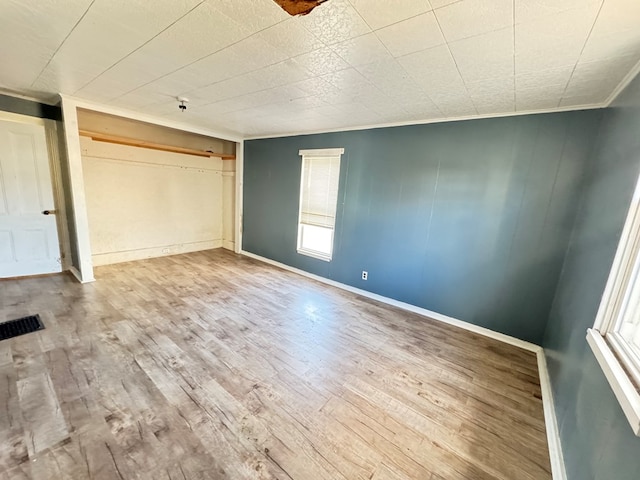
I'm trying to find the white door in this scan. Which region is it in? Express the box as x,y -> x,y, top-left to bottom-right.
0,119 -> 61,278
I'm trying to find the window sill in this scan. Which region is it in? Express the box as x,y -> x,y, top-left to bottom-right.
297,248 -> 331,262
587,328 -> 640,435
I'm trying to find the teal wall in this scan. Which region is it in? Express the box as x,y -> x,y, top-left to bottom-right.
543,75 -> 640,479
244,111 -> 603,344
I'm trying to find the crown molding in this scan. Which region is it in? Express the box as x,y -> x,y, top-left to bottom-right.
604,58 -> 640,107
244,103 -> 606,141
7,60 -> 640,142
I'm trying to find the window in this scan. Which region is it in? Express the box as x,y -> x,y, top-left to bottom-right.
589,175 -> 640,436
297,148 -> 343,261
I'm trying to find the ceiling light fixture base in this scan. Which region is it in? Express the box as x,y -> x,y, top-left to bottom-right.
177,97 -> 189,112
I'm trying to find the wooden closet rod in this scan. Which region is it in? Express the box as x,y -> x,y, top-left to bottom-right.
78,130 -> 236,160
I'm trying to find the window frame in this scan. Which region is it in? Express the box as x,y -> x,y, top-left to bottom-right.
296,148 -> 343,262
588,174 -> 640,436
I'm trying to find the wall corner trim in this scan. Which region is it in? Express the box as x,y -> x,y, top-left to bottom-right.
537,349 -> 568,480
68,266 -> 94,284
240,249 -> 567,478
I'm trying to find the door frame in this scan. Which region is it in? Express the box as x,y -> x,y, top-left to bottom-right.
0,111 -> 70,274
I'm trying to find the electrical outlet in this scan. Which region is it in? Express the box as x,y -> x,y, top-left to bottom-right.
362,271 -> 368,280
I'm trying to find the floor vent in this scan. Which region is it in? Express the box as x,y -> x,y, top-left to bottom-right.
0,315 -> 44,341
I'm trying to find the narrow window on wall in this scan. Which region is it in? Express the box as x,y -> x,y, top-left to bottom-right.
588,173 -> 640,436
297,148 -> 343,261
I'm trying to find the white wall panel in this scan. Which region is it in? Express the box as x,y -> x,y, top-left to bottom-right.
222,167 -> 236,251
81,137 -> 227,266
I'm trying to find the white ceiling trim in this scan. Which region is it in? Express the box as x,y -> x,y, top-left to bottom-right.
59,90 -> 623,143
244,102 -> 605,140
605,58 -> 640,107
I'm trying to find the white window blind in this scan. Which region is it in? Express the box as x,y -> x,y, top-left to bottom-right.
300,155 -> 341,228
297,148 -> 343,261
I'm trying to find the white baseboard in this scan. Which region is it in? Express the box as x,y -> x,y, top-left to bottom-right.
240,249 -> 566,479
222,240 -> 235,251
537,351 -> 567,480
240,250 -> 540,352
92,240 -> 222,266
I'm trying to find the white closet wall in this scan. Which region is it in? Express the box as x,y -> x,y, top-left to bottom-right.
81,136 -> 231,266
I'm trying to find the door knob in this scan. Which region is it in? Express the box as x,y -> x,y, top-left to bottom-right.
42,209 -> 57,215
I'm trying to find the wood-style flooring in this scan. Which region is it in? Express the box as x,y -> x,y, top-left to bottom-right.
0,249 -> 551,479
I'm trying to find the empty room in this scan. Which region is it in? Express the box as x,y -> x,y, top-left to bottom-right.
1,0 -> 640,479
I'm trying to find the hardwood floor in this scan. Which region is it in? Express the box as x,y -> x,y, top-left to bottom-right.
0,249 -> 551,480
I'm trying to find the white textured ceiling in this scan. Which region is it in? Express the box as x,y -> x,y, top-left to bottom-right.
2,0 -> 639,138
